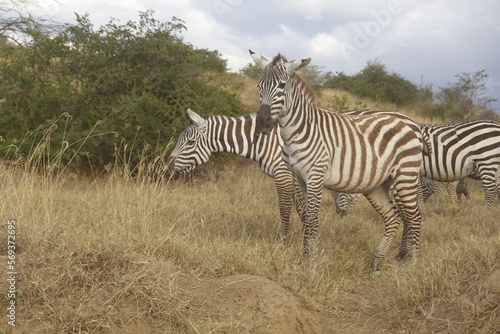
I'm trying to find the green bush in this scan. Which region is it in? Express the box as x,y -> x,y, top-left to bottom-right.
323,59 -> 422,107
0,10 -> 245,169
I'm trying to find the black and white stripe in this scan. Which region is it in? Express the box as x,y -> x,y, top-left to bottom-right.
331,192 -> 362,217
420,120 -> 500,208
420,177 -> 470,205
166,109 -> 301,238
251,51 -> 424,270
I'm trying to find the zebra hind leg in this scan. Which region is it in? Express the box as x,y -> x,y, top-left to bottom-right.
391,177 -> 422,262
364,184 -> 404,271
478,170 -> 498,209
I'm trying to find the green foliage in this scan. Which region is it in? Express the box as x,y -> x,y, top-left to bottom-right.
239,62 -> 261,79
323,59 -> 422,107
326,94 -> 366,111
433,70 -> 497,121
328,94 -> 350,110
0,10 -> 245,169
321,71 -> 352,91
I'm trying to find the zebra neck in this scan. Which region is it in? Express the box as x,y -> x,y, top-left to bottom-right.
280,76 -> 317,138
206,114 -> 256,159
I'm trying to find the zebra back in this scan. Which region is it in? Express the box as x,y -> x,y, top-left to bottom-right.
420,120 -> 500,208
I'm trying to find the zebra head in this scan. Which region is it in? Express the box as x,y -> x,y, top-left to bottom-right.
249,50 -> 311,134
166,109 -> 211,174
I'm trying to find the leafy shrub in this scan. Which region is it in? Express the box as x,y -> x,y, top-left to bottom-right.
0,10 -> 245,169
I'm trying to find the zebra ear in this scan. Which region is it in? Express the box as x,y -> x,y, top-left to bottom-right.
285,58 -> 311,72
187,109 -> 206,128
249,50 -> 270,69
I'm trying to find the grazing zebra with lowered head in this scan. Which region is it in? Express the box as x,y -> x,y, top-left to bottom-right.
420,121 -> 500,208
251,51 -> 424,270
166,109 -> 300,239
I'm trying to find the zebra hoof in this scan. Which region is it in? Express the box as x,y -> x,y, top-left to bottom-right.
394,252 -> 406,261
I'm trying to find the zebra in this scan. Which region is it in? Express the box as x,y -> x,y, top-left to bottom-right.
420,177 -> 470,205
333,176 -> 470,217
250,51 -> 424,270
420,121 -> 500,209
453,178 -> 471,201
166,108 -> 304,239
165,109 -> 420,238
331,192 -> 362,217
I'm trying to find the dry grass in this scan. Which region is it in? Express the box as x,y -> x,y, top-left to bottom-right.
0,81 -> 497,333
0,148 -> 498,333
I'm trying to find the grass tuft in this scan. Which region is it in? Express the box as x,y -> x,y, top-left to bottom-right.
0,124 -> 498,333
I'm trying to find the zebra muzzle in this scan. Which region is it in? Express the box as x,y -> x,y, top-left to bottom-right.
165,155 -> 177,172
256,104 -> 275,135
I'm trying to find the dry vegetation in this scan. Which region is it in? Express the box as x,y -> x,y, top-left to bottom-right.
0,80 -> 498,333
0,147 -> 499,333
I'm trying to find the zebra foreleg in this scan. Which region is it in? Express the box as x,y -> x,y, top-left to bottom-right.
445,181 -> 459,205
292,176 -> 309,244
364,185 -> 403,271
457,179 -> 471,201
274,174 -> 296,242
296,177 -> 323,258
391,176 -> 422,262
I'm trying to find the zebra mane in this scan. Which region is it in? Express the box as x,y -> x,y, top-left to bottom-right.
271,53 -> 288,65
419,119 -> 499,128
265,53 -> 316,103
292,72 -> 316,103
201,113 -> 256,122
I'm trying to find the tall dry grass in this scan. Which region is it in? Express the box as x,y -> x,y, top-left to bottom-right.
0,126 -> 499,333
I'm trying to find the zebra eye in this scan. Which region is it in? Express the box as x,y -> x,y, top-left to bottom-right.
277,82 -> 286,90
184,138 -> 195,147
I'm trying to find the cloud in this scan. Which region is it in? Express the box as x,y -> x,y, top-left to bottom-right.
35,0 -> 500,109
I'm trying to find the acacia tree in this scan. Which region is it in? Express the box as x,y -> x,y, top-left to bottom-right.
434,70 -> 497,121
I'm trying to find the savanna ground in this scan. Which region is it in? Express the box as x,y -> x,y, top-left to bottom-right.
0,82 -> 499,333
0,153 -> 499,334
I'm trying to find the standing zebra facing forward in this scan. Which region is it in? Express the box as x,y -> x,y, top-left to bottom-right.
251,51 -> 424,270
420,121 -> 500,209
166,109 -> 299,239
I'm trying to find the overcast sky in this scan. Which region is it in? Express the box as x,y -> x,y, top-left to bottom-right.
29,0 -> 500,110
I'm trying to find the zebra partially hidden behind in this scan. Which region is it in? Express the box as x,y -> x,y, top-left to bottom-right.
420,177 -> 470,205
251,51 -> 425,270
333,177 -> 470,218
331,192 -> 362,217
420,121 -> 500,209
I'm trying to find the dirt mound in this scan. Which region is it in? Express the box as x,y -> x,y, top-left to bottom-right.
177,270 -> 500,334
5,250 -> 498,333
178,273 -> 336,334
